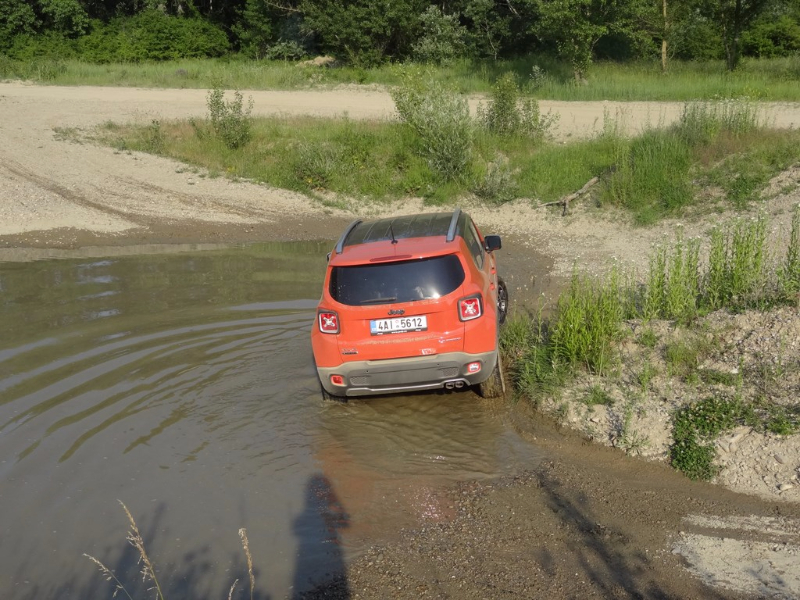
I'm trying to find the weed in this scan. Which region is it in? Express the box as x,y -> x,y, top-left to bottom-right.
704,214 -> 768,309
664,337 -> 710,380
637,328 -> 659,348
550,268 -> 624,375
670,396 -> 749,480
698,369 -> 739,386
584,385 -> 615,407
637,360 -> 658,392
619,399 -> 650,455
207,86 -> 253,150
778,204 -> 800,300
472,154 -> 517,204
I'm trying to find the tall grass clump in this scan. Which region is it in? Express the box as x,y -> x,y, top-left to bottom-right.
643,235 -> 701,322
206,86 -> 253,150
674,100 -> 762,147
606,130 -> 693,224
704,214 -> 768,309
550,268 -> 626,375
391,72 -> 472,182
778,204 -> 800,301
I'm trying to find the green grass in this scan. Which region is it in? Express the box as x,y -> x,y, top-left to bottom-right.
500,208 -> 800,479
95,89 -> 800,217
3,54 -> 800,100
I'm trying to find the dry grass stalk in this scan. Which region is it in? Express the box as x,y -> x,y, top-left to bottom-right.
227,578 -> 239,600
239,528 -> 255,600
119,500 -> 164,600
83,553 -> 134,600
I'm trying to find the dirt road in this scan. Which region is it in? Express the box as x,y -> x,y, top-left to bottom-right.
1,82 -> 800,598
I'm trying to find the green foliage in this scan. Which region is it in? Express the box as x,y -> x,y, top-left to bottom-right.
743,15 -> 800,57
39,0 -> 89,37
72,12 -> 229,63
412,5 -> 466,65
778,204 -> 800,300
0,0 -> 38,51
391,74 -> 473,182
550,269 -> 625,375
605,130 -> 693,224
670,397 -> 746,480
584,385 -> 615,406
472,154 -> 518,204
463,0 -> 511,60
235,0 -> 274,59
643,236 -> 700,322
704,215 -> 768,310
477,72 -> 557,141
300,0 -> 424,66
206,88 -> 254,150
637,328 -> 658,348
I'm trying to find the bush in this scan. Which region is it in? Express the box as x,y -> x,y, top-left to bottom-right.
412,6 -> 467,65
478,72 -> 556,141
207,87 -> 254,150
391,74 -> 473,182
77,12 -> 229,63
472,154 -> 517,204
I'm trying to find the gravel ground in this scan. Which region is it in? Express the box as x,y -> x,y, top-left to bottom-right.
2,82 -> 800,598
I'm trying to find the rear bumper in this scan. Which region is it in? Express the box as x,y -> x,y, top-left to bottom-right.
317,350 -> 498,397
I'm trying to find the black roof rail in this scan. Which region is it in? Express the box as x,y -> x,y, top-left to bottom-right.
446,208 -> 461,242
335,219 -> 363,254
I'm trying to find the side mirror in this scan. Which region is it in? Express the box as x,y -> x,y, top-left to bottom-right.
326,252 -> 332,262
484,235 -> 502,252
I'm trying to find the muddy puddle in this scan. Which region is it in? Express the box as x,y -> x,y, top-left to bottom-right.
0,242 -> 543,600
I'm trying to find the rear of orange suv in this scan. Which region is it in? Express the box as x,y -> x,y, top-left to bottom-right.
311,210 -> 507,400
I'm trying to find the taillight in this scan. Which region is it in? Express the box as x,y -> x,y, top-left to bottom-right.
330,375 -> 345,386
318,310 -> 339,334
458,294 -> 483,321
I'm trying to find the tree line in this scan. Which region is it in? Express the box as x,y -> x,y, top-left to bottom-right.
2,0 -> 799,75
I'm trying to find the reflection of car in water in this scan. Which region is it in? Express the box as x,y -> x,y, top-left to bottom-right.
311,209 -> 508,400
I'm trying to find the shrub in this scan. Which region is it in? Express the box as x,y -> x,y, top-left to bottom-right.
206,87 -> 254,150
391,74 -> 473,182
478,72 -> 556,141
412,5 -> 467,65
472,154 -> 517,204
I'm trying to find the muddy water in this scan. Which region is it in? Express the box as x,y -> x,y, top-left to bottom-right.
0,242 -> 542,600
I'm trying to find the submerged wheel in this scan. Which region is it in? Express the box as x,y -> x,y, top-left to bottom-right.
497,277 -> 509,325
478,354 -> 506,399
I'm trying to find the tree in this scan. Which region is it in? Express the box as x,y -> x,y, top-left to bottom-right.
412,5 -> 467,64
693,0 -> 773,69
463,0 -> 512,59
531,0 -> 639,82
300,0 -> 426,65
0,0 -> 39,50
38,0 -> 90,36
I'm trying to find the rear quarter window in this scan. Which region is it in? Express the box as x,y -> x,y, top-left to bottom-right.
330,255 -> 465,306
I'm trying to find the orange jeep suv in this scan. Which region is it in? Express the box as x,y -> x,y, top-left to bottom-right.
311,209 -> 508,400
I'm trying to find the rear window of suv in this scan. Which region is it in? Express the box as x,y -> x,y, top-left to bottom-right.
330,255 -> 465,306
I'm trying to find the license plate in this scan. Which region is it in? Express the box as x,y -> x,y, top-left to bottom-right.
370,315 -> 427,335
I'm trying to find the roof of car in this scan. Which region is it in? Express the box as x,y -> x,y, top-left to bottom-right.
344,212 -> 457,247
329,210 -> 469,267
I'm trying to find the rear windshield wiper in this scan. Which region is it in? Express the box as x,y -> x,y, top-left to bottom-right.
360,297 -> 397,305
